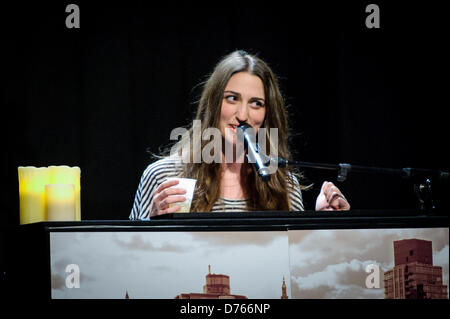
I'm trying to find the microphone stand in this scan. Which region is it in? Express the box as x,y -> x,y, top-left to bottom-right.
277,158 -> 448,212
236,123 -> 447,212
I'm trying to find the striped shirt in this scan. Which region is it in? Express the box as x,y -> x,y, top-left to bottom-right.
129,156 -> 304,220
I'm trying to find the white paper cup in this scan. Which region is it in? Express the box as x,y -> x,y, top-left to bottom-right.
167,178 -> 197,213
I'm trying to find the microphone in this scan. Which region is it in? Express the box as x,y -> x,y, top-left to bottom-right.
270,157 -> 288,168
237,123 -> 271,182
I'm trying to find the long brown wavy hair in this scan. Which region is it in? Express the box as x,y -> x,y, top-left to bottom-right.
165,50 -> 301,212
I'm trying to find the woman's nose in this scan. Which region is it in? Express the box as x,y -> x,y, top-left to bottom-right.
236,103 -> 248,123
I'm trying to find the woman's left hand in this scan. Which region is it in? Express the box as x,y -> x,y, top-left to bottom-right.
315,181 -> 351,211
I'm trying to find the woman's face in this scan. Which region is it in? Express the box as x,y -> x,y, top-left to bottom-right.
219,71 -> 266,146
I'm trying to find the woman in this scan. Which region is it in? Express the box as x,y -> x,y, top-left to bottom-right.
130,50 -> 349,220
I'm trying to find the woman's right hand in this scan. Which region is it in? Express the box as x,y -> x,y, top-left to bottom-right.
150,179 -> 187,217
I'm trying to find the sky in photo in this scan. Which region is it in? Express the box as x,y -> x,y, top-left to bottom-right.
288,228 -> 449,299
50,230 -> 291,299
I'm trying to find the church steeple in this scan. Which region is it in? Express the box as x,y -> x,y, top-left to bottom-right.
281,276 -> 288,299
125,290 -> 130,299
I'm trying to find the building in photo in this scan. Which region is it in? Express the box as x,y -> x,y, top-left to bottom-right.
384,239 -> 448,299
175,265 -> 247,299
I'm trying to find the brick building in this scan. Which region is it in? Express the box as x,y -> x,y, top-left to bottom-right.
175,265 -> 247,299
384,239 -> 448,299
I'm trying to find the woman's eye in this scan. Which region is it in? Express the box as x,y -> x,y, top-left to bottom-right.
225,95 -> 237,102
251,100 -> 264,108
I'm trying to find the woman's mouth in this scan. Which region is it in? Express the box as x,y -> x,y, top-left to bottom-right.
228,124 -> 238,132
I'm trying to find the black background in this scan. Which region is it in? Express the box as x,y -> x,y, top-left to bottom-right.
1,1 -> 449,225
1,1 -> 449,309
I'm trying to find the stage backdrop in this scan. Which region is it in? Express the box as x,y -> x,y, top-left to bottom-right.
50,228 -> 449,299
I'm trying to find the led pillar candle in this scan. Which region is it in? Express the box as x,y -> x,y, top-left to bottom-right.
18,165 -> 81,224
18,167 -> 50,224
45,184 -> 76,221
48,166 -> 81,221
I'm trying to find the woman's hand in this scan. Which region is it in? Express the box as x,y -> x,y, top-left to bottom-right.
315,181 -> 350,211
150,179 -> 187,217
